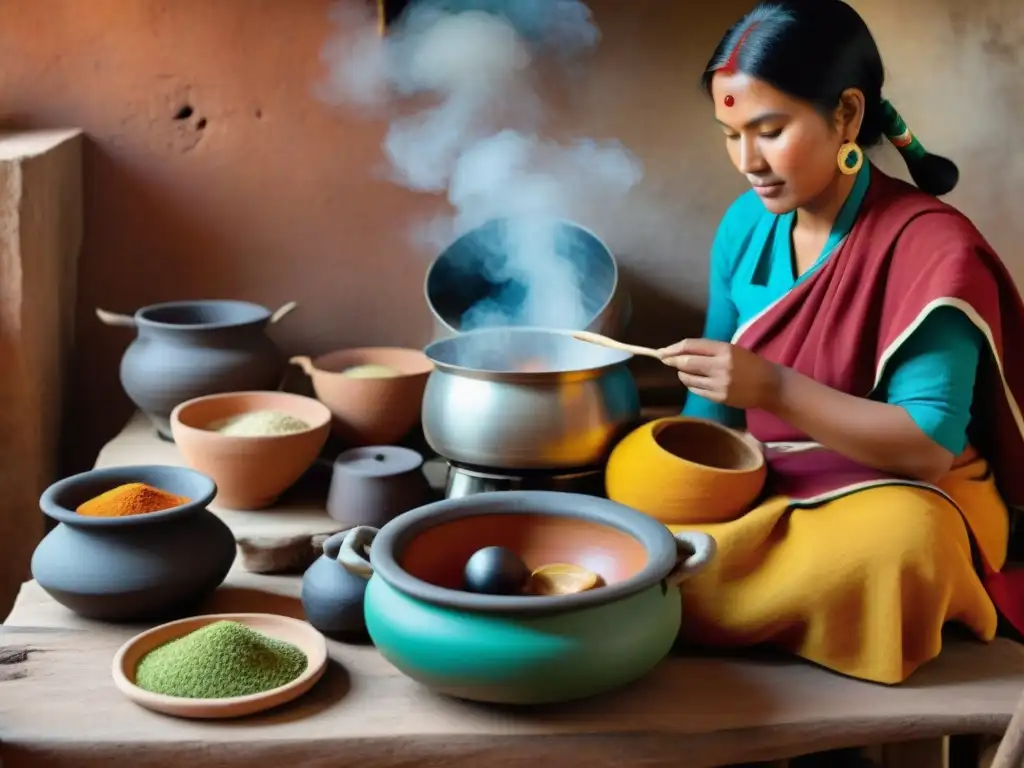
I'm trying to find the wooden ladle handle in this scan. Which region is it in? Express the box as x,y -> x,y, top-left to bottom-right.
570,331 -> 661,360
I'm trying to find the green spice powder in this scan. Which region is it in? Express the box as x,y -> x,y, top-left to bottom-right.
134,620 -> 308,699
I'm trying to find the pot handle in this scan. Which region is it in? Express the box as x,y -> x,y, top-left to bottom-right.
270,301 -> 298,325
95,308 -> 136,328
336,526 -> 378,580
289,355 -> 317,376
666,532 -> 717,587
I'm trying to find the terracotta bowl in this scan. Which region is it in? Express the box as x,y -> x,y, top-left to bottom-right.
170,391 -> 331,510
112,613 -> 328,719
290,348 -> 433,446
605,416 -> 767,525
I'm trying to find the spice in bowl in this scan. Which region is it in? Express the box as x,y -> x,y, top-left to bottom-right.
134,620 -> 308,699
205,410 -> 311,437
342,364 -> 401,378
76,482 -> 190,518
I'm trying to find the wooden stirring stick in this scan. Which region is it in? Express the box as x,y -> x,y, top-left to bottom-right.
571,331 -> 662,359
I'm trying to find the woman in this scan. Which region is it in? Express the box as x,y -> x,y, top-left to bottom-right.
657,0 -> 1024,685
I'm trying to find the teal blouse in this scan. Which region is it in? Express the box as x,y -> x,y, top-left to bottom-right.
683,162 -> 983,455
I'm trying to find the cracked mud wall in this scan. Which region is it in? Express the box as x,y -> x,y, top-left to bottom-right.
0,0 -> 1019,476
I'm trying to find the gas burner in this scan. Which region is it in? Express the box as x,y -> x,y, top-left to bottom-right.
444,462 -> 606,499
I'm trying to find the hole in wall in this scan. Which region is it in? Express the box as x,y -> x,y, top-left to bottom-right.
174,104 -> 194,120
196,118 -> 207,130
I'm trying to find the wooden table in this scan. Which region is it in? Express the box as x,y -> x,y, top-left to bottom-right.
3,413 -> 1022,766
3,571 -> 1023,767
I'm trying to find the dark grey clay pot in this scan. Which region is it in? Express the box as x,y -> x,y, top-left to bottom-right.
97,300 -> 292,439
300,529 -> 371,639
32,465 -> 237,622
327,446 -> 434,528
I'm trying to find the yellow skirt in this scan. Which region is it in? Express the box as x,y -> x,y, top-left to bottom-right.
668,457 -> 1009,684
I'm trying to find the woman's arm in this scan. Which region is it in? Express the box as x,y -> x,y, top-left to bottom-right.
766,307 -> 983,482
663,308 -> 983,483
768,369 -> 954,483
682,202 -> 747,428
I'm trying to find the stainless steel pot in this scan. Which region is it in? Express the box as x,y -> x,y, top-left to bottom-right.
421,328 -> 642,470
424,218 -> 631,342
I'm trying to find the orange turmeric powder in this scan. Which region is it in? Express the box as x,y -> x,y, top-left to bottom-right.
76,482 -> 190,518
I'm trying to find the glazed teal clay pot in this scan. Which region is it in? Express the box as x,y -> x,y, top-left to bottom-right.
337,490 -> 716,705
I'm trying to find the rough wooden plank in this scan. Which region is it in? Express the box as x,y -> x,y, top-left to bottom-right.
991,687 -> 1024,768
7,572 -> 308,630
2,574 -> 1022,768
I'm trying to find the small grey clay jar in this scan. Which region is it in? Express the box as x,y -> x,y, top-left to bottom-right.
31,464 -> 237,622
327,446 -> 434,528
301,528 -> 374,639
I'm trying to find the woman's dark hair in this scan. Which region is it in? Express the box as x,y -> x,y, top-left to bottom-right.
702,0 -> 959,196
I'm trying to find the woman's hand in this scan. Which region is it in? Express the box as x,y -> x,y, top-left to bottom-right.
659,338 -> 782,411
661,339 -> 953,482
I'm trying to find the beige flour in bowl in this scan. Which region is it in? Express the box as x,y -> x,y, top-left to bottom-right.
342,364 -> 401,379
205,410 -> 311,437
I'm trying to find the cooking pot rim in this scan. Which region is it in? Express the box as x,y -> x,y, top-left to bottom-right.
368,490 -> 677,615
39,465 -> 218,528
422,217 -> 620,336
423,326 -> 633,377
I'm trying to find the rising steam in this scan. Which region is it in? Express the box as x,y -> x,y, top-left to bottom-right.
317,0 -> 643,333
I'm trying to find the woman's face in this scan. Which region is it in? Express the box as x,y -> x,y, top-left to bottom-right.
710,72 -> 852,214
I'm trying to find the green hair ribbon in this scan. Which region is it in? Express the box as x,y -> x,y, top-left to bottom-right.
880,100 -> 927,161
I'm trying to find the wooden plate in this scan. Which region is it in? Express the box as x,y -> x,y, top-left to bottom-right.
112,612 -> 328,719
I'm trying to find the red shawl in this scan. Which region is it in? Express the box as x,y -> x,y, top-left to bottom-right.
734,168 -> 1024,635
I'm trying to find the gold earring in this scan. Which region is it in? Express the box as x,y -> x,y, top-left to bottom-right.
837,141 -> 863,175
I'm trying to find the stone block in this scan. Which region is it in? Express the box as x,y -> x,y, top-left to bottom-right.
0,128 -> 83,617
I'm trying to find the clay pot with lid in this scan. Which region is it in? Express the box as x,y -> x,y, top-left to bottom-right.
327,445 -> 434,528
605,416 -> 767,524
97,300 -> 297,440
329,490 -> 717,704
290,349 -> 433,446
